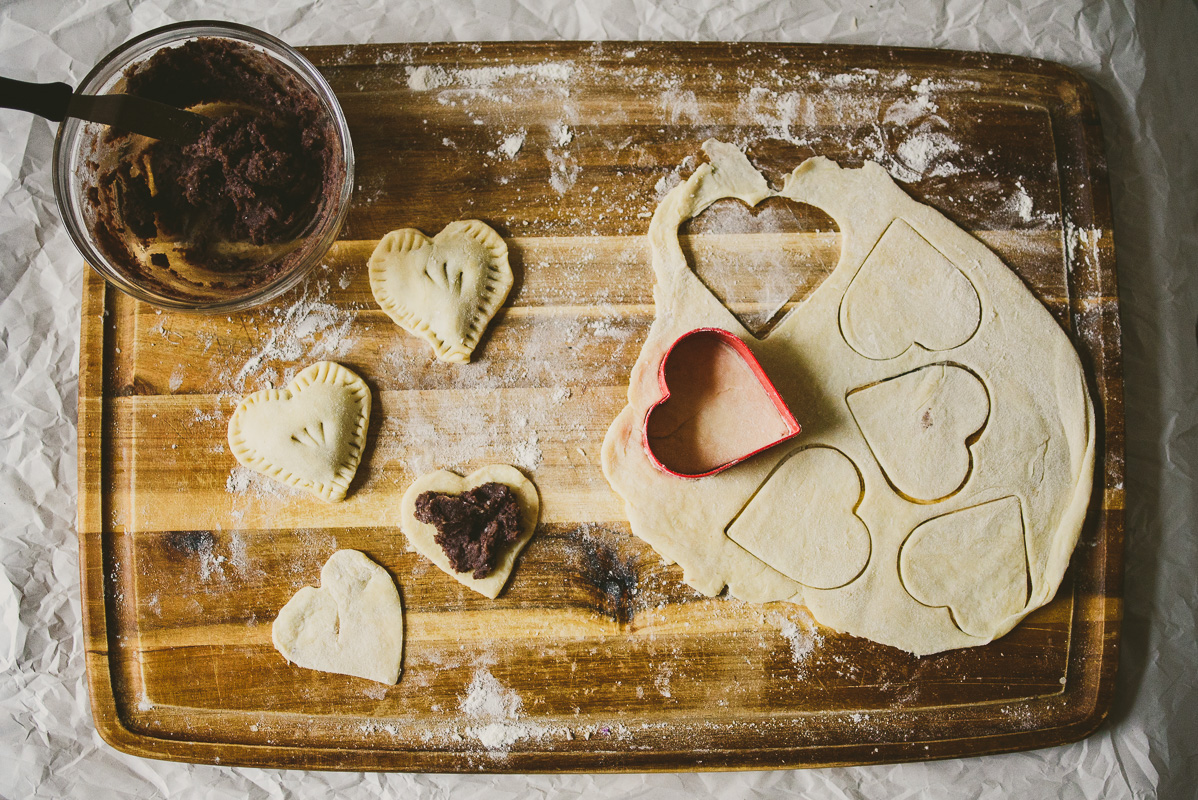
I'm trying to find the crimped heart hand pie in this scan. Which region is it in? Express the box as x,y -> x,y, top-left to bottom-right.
400,465 -> 540,599
368,220 -> 513,363
227,361 -> 371,502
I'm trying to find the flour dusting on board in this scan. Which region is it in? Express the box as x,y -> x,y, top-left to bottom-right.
729,68 -> 981,185
491,129 -> 526,160
407,62 -> 575,92
231,279 -> 356,391
459,668 -> 548,755
771,610 -> 824,676
461,668 -> 523,719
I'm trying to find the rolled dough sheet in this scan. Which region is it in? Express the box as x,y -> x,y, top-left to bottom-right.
601,140 -> 1094,656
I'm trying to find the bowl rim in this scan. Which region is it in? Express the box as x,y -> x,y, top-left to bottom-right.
53,20 -> 355,313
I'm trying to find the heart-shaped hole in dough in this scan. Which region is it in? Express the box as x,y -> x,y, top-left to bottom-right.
680,196 -> 841,339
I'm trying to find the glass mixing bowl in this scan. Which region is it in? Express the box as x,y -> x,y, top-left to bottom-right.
53,21 -> 354,313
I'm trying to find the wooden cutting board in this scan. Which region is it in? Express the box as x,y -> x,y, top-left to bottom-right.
77,41 -> 1123,772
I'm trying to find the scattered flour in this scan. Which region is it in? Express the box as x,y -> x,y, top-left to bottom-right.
1005,179 -> 1061,227
225,464 -> 302,501
196,536 -> 227,582
882,91 -> 939,125
225,466 -> 252,495
512,431 -> 543,471
653,665 -> 673,698
661,87 -> 701,124
408,62 -> 575,92
493,129 -> 526,160
461,668 -> 523,720
546,148 -> 581,194
406,65 -> 451,91
1065,221 -> 1103,275
362,684 -> 388,701
1009,182 -> 1036,221
730,69 -> 980,184
459,668 -> 550,755
654,173 -> 681,198
892,130 -> 961,181
231,280 -> 356,391
550,122 -> 574,147
771,611 -> 824,676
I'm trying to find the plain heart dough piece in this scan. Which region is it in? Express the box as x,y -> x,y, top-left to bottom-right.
227,361 -> 371,502
273,549 -> 404,684
400,465 -> 540,599
847,363 -> 990,502
899,496 -> 1028,638
601,140 -> 1094,655
369,220 -> 513,363
727,446 -> 871,589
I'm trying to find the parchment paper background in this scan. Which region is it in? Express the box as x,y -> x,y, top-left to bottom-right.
2,1 -> 1195,797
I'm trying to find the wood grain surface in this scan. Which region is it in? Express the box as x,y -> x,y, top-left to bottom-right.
77,41 -> 1123,772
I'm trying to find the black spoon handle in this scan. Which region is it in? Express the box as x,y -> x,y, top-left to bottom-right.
0,77 -> 73,121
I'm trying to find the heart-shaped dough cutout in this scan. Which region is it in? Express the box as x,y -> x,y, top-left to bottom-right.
227,361 -> 371,503
899,496 -> 1028,637
727,446 -> 871,589
839,219 -> 981,360
847,363 -> 989,502
272,549 -> 404,684
400,464 -> 540,598
644,328 -> 801,477
369,220 -> 513,363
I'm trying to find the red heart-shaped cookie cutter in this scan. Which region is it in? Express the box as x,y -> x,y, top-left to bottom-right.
642,328 -> 801,479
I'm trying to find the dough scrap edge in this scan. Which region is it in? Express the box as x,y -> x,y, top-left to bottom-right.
227,361 -> 372,503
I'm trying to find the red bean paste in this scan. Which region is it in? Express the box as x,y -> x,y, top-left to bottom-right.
85,37 -> 340,295
414,482 -> 522,579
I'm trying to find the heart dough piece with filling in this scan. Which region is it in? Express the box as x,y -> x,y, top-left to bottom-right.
400,464 -> 540,599
227,361 -> 371,502
369,219 -> 513,363
601,140 -> 1094,655
273,549 -> 404,684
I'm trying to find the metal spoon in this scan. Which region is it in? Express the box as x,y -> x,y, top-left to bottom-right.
0,76 -> 212,145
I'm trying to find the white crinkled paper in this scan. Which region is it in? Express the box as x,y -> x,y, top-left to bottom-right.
1,1 -> 1195,798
